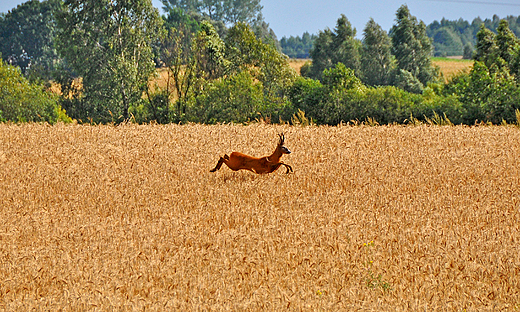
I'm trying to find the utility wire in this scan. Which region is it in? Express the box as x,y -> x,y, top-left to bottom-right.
425,0 -> 520,6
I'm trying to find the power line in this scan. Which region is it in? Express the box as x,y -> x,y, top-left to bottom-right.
425,0 -> 520,6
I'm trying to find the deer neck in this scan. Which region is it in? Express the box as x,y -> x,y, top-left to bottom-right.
268,147 -> 283,163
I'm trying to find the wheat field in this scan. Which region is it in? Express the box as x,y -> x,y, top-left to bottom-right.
286,58 -> 473,79
0,123 -> 519,310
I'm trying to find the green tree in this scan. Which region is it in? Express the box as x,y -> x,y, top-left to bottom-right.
192,20 -> 228,81
331,15 -> 360,75
192,71 -> 263,123
474,24 -> 498,69
161,0 -> 262,26
307,15 -> 360,80
0,0 -> 61,79
495,20 -> 519,69
225,22 -> 295,99
475,20 -> 520,76
391,5 -> 437,90
0,59 -> 69,123
361,18 -> 393,86
280,32 -> 315,59
56,0 -> 164,123
224,0 -> 262,25
307,28 -> 334,79
462,44 -> 473,60
431,27 -> 463,57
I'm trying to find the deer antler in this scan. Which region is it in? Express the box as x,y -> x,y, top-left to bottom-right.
278,133 -> 285,145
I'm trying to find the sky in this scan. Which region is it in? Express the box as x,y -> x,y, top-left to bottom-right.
1,0 -> 519,39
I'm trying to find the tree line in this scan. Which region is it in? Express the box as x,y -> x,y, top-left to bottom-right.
281,14 -> 520,59
0,1 -> 519,125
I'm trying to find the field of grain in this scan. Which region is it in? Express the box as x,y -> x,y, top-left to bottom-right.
287,58 -> 473,80
432,57 -> 473,81
0,123 -> 519,310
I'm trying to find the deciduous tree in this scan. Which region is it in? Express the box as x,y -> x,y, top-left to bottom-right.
56,0 -> 163,123
391,5 -> 437,90
361,18 -> 393,86
0,0 -> 61,79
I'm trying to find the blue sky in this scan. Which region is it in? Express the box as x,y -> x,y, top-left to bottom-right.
1,0 -> 519,38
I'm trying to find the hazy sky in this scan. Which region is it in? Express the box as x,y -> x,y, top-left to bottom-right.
1,0 -> 519,39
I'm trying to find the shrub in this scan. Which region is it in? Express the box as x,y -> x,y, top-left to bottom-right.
191,72 -> 264,124
0,60 -> 69,123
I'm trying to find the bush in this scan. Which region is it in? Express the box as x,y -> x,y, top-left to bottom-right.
191,72 -> 264,124
288,64 -> 466,125
0,60 -> 69,123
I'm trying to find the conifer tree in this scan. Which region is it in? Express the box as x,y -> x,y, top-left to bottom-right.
391,5 -> 436,89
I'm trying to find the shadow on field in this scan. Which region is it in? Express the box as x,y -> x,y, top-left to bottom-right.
220,172 -> 258,183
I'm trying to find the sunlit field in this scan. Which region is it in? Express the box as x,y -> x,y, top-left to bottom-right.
0,123 -> 519,310
287,58 -> 473,80
432,57 -> 473,81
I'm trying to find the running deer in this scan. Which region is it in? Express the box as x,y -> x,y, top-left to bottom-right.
210,133 -> 293,174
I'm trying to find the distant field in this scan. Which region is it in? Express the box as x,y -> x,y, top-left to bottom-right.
287,58 -> 473,81
1,123 -> 519,310
432,57 -> 473,81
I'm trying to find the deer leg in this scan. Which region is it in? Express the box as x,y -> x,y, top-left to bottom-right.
270,162 -> 293,174
210,155 -> 229,172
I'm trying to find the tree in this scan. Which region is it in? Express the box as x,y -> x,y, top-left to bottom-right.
361,18 -> 393,86
495,20 -> 519,68
307,15 -> 360,80
474,24 -> 498,69
391,5 -> 437,90
224,0 -> 262,25
56,0 -> 164,123
0,59 -> 69,123
462,44 -> 473,60
332,14 -> 360,74
161,0 -> 262,26
306,28 -> 334,79
431,27 -> 463,56
225,22 -> 295,99
0,0 -> 61,79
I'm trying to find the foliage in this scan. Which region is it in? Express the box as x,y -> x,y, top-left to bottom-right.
280,32 -> 316,59
463,44 -> 473,59
0,59 -> 69,123
361,18 -> 393,86
305,28 -> 334,80
306,15 -> 361,80
56,0 -> 164,123
191,71 -> 263,123
139,21 -> 295,124
5,1 -> 520,126
161,0 -> 263,26
431,27 -> 464,57
0,0 -> 61,80
391,5 -> 437,89
446,61 -> 520,124
288,62 -> 467,125
225,22 -> 295,99
426,15 -> 520,57
441,20 -> 520,124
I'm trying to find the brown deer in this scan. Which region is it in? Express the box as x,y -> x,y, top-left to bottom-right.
210,133 -> 293,174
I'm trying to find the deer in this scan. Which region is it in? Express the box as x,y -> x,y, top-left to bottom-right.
210,133 -> 293,174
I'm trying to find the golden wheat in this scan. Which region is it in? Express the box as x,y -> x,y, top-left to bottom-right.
0,123 -> 519,310
287,58 -> 473,79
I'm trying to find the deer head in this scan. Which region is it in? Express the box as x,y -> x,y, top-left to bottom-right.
278,133 -> 291,154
